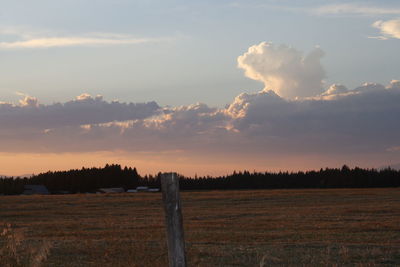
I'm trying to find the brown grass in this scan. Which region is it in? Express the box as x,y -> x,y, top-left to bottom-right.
0,188 -> 399,266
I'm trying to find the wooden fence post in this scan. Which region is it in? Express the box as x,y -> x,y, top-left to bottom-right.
161,173 -> 187,267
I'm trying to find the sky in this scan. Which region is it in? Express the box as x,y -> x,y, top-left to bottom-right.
1,0 -> 400,176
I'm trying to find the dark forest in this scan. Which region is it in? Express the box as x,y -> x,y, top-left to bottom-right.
0,164 -> 399,195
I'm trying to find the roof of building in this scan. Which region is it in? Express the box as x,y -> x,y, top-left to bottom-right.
23,185 -> 50,195
148,188 -> 160,192
98,187 -> 125,193
136,186 -> 149,190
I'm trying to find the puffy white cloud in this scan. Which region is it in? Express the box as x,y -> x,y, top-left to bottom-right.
353,82 -> 385,92
373,19 -> 400,39
76,93 -> 101,101
316,82 -> 390,100
321,84 -> 348,96
17,94 -> 39,107
225,90 -> 284,119
237,42 -> 325,98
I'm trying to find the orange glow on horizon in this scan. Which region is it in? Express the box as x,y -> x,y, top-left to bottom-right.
0,151 -> 390,178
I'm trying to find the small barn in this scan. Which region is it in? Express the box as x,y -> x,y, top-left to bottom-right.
23,185 -> 50,195
136,186 -> 149,192
148,188 -> 160,192
97,187 -> 125,194
135,186 -> 160,192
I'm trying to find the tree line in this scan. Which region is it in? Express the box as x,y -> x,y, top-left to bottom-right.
0,164 -> 139,195
0,164 -> 399,195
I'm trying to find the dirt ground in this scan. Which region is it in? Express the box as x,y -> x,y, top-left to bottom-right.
1,188 -> 399,266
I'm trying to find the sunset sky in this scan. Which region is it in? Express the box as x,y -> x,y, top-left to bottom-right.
1,0 -> 400,176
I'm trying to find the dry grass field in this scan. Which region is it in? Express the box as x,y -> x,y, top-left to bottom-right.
1,188 -> 399,266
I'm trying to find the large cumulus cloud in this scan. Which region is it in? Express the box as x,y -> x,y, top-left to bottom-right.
237,42 -> 326,98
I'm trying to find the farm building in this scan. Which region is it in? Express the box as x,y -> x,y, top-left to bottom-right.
148,188 -> 160,192
129,187 -> 160,193
136,186 -> 149,192
97,187 -> 125,194
22,185 -> 50,195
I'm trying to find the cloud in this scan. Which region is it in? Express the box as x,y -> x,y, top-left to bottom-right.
0,42 -> 399,171
387,80 -> 400,89
312,4 -> 400,16
237,42 -> 325,98
231,3 -> 400,17
0,37 -> 153,49
227,81 -> 400,155
1,80 -> 399,159
0,26 -> 164,49
321,84 -> 348,96
372,19 -> 400,39
0,94 -> 160,131
16,93 -> 39,107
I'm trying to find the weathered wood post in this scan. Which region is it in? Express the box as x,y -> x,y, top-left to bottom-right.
161,173 -> 187,267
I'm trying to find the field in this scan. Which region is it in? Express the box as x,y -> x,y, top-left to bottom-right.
1,188 -> 399,266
